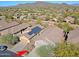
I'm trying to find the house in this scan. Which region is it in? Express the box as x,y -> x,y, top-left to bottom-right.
19,15 -> 26,20
0,21 -> 19,35
1,23 -> 30,35
63,16 -> 75,24
0,21 -> 19,31
13,13 -> 21,20
52,18 -> 58,22
68,27 -> 79,44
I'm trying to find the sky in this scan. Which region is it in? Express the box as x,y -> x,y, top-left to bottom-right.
0,1 -> 79,6
0,1 -> 35,6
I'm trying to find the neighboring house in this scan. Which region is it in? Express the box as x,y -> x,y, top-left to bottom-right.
63,16 -> 75,24
0,21 -> 19,35
1,23 -> 30,35
0,21 -> 19,31
13,13 -> 21,20
19,15 -> 26,20
68,27 -> 79,44
52,18 -> 58,22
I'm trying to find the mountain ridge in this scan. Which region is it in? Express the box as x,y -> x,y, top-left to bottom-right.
0,1 -> 79,8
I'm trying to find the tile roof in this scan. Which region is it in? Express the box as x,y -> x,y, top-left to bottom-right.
1,23 -> 30,34
0,21 -> 19,31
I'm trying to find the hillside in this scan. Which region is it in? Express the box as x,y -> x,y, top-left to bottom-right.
6,1 -> 79,8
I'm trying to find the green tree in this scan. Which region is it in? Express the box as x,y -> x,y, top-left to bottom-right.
57,22 -> 74,41
63,23 -> 73,32
58,22 -> 74,32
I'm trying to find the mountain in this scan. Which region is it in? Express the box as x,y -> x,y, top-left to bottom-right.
1,1 -> 79,8
10,1 -> 69,8
72,4 -> 79,6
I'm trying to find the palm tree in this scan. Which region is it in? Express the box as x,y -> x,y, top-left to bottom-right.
58,22 -> 74,42
63,23 -> 73,42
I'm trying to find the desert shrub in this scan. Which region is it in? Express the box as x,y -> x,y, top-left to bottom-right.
36,18 -> 42,24
36,43 -> 79,57
53,43 -> 79,57
0,34 -> 19,45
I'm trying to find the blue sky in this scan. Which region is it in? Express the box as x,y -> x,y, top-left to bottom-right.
0,1 -> 79,6
0,1 -> 35,6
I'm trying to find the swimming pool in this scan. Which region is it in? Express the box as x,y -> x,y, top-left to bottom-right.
28,26 -> 42,35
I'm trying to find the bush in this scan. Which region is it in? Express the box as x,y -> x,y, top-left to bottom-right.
36,43 -> 79,57
53,43 -> 79,57
36,18 -> 42,24
0,34 -> 19,45
72,13 -> 79,19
